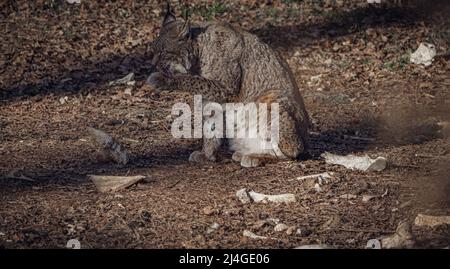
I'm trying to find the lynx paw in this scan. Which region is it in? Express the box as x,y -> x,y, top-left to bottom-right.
232,151 -> 243,162
240,155 -> 261,168
189,151 -> 206,163
189,150 -> 218,163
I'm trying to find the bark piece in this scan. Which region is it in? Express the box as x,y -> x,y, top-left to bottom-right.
322,152 -> 387,172
414,214 -> 450,228
410,43 -> 436,67
89,175 -> 146,193
236,188 -> 296,204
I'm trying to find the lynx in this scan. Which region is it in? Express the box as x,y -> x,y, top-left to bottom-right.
147,3 -> 310,167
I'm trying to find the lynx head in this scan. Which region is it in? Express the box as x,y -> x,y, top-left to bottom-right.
150,2 -> 194,77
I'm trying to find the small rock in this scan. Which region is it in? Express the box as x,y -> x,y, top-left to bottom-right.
410,42 -> 436,67
314,183 -> 323,193
332,43 -> 340,52
274,223 -> 289,232
203,205 -> 215,216
362,194 -> 377,203
206,222 -> 220,234
236,188 -> 252,204
59,96 -> 68,105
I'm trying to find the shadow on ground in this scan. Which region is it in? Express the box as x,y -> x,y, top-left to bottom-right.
2,3 -> 444,102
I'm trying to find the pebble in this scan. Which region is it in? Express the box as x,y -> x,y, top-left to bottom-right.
274,223 -> 289,232
203,205 -> 215,216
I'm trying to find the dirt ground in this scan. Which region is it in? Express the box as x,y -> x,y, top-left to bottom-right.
0,0 -> 449,249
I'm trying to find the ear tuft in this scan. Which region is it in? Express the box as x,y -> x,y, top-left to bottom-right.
162,1 -> 176,26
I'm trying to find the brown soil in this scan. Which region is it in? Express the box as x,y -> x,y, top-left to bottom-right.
0,0 -> 449,249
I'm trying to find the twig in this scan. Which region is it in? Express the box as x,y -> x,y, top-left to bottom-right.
2,171 -> 35,182
166,179 -> 183,189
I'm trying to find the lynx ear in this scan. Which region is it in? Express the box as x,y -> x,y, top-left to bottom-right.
162,2 -> 176,26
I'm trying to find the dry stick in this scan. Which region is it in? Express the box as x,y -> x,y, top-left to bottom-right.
415,154 -> 450,159
166,179 -> 183,189
2,171 -> 35,182
2,175 -> 35,182
343,135 -> 376,142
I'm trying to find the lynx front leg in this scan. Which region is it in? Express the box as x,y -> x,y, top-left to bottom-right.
147,72 -> 229,103
189,101 -> 224,164
189,137 -> 222,163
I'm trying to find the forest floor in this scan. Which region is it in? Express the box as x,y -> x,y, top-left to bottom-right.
0,0 -> 449,248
